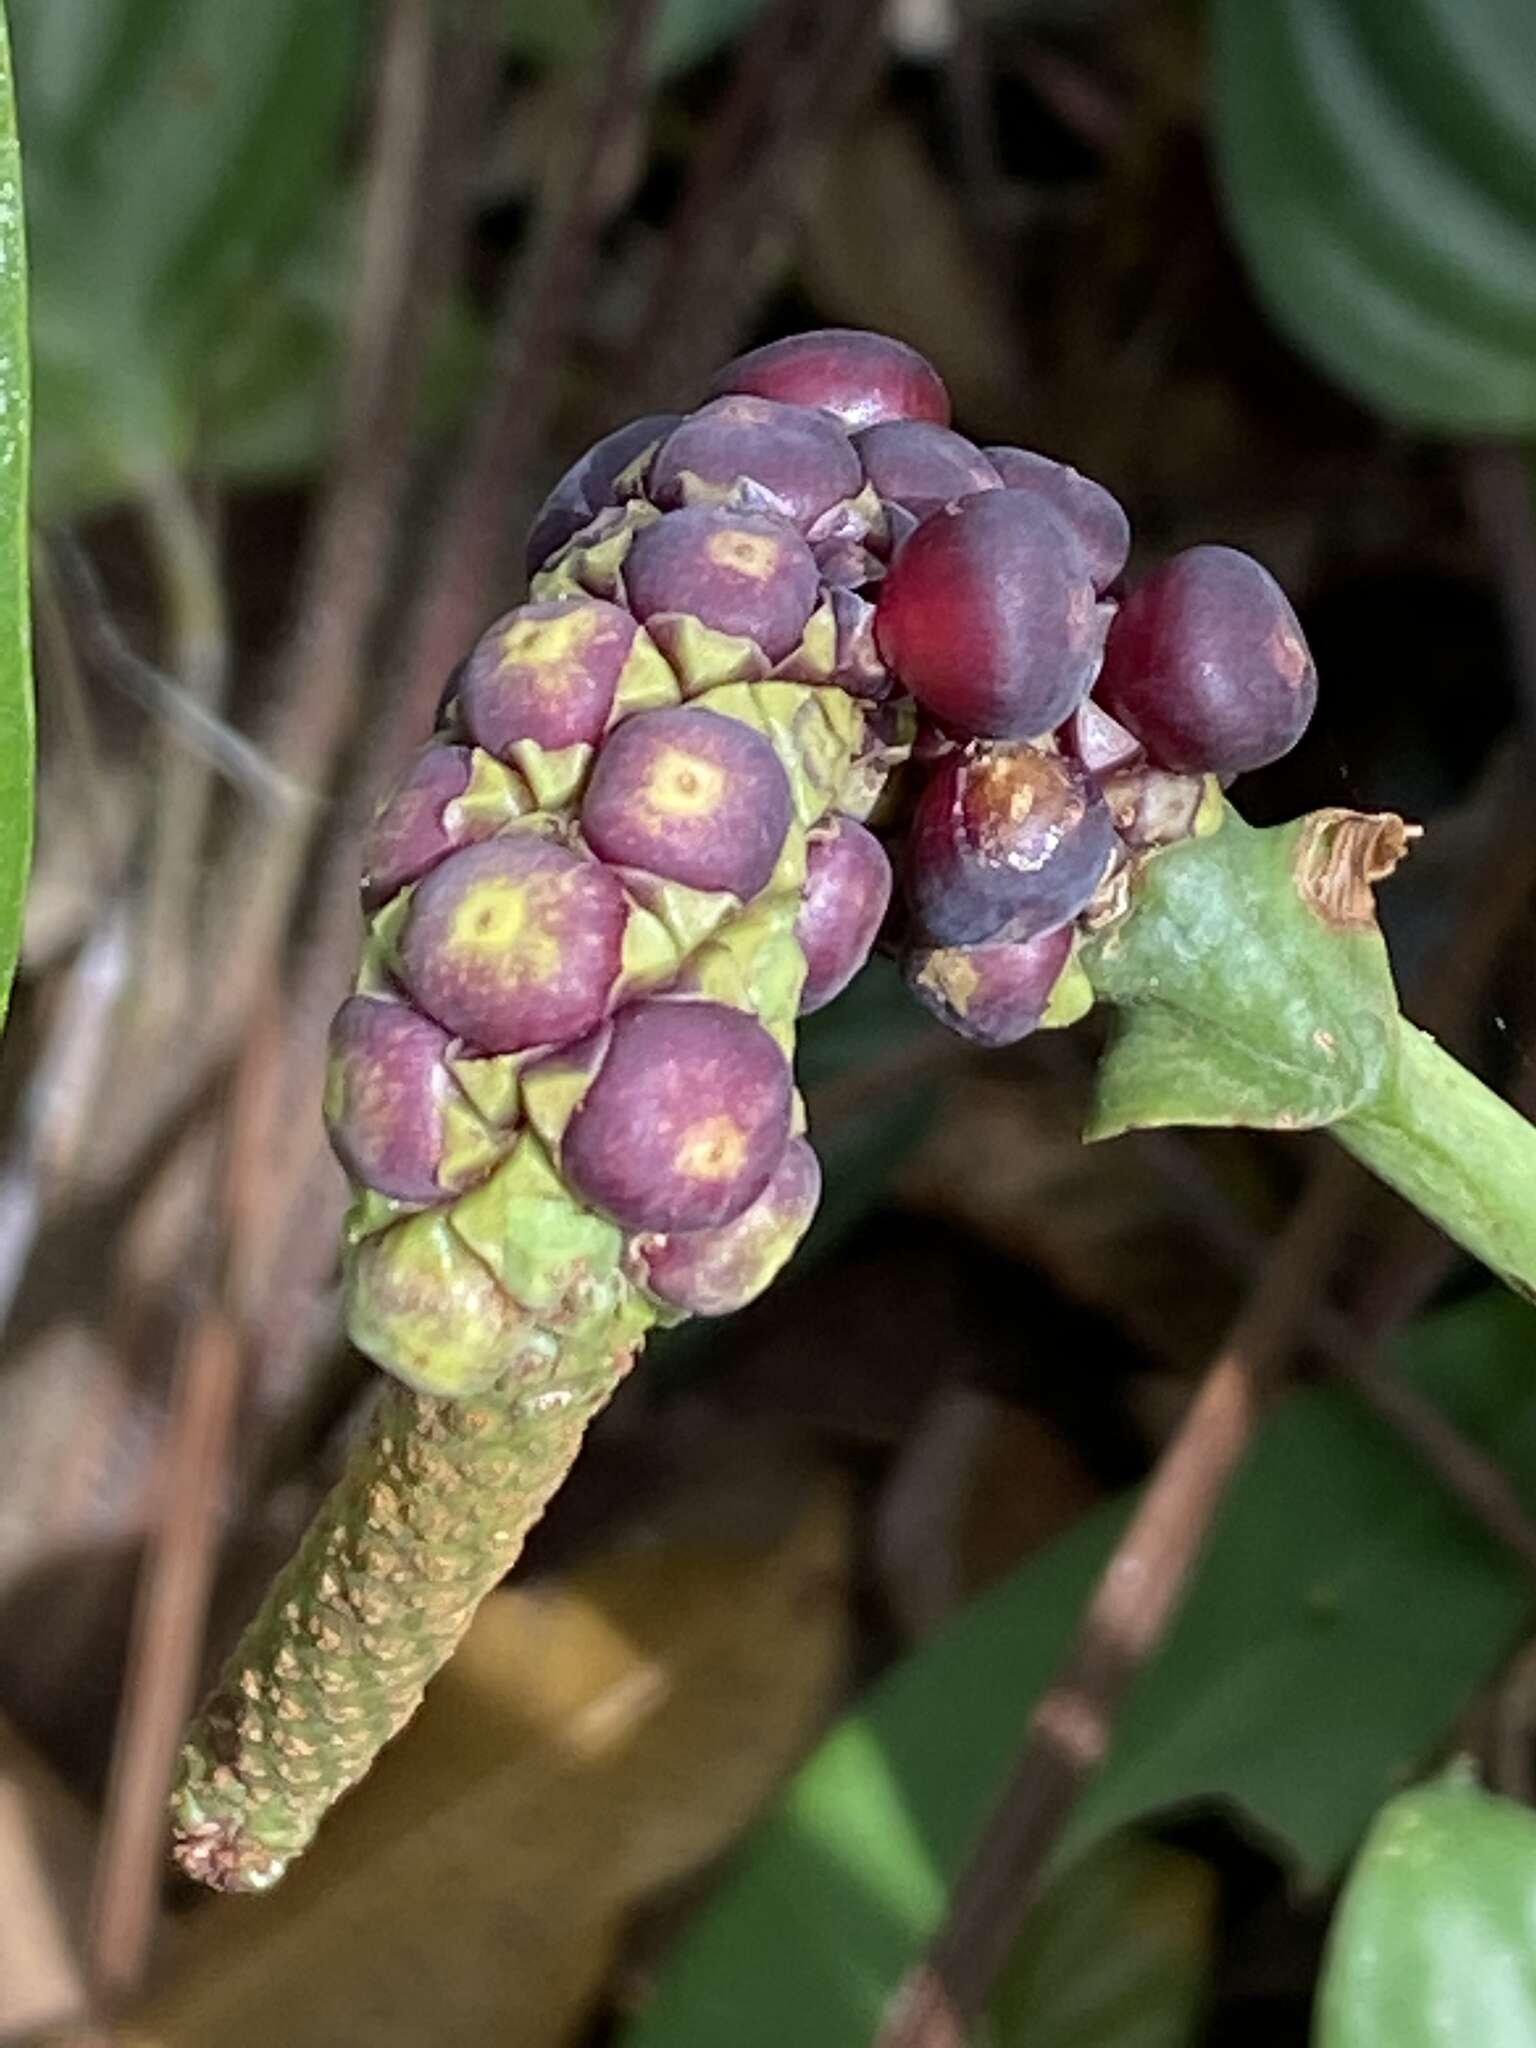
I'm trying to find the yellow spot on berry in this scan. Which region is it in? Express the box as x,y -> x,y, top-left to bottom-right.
707,528 -> 782,581
675,1114 -> 748,1182
644,746 -> 726,820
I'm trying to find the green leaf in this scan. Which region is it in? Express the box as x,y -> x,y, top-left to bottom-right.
0,5 -> 31,1032
1081,809 -> 1401,1138
980,1834 -> 1215,2048
622,1293 -> 1536,2048
502,0 -> 768,78
1316,1768 -> 1536,2048
12,0 -> 362,513
1210,0 -> 1536,434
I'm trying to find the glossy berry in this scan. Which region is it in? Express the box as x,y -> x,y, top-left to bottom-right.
648,396 -> 862,533
984,448 -> 1131,593
855,420 -> 1001,519
632,1135 -> 821,1316
907,743 -> 1114,945
396,835 -> 627,1052
708,327 -> 951,431
457,598 -> 643,756
324,998 -> 477,1204
580,705 -> 792,899
361,744 -> 528,913
622,504 -> 819,663
1092,545 -> 1318,776
525,412 -> 680,574
560,999 -> 793,1232
903,923 -> 1076,1047
874,492 -> 1107,739
795,816 -> 893,1013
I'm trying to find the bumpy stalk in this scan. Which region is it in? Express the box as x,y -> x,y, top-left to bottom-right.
173,1347 -> 633,1890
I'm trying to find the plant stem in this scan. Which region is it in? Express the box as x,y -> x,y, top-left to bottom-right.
169,1340 -> 638,1892
1337,1021 -> 1536,1305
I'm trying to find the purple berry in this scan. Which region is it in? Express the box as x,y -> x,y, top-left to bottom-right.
795,817 -> 893,1013
708,328 -> 951,431
580,705 -> 792,899
1093,545 -> 1318,776
855,420 -> 1001,520
648,396 -> 863,534
396,836 -> 627,1053
984,448 -> 1131,594
1057,698 -> 1143,785
622,505 -> 819,663
827,586 -> 890,699
903,923 -> 1077,1046
874,493 -> 1107,739
560,999 -> 793,1232
907,744 -> 1114,944
632,1136 -> 821,1315
362,744 -> 525,913
457,598 -> 640,756
324,997 -> 474,1204
525,412 -> 680,574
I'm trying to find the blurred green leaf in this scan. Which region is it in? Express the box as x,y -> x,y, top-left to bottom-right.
623,1293 -> 1536,2048
1210,0 -> 1536,433
979,1834 -> 1215,2048
12,0 -> 362,512
0,4 -> 31,1031
1082,810 -> 1400,1138
1316,1768 -> 1536,2048
502,0 -> 768,78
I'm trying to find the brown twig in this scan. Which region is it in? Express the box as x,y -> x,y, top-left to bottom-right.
875,1175 -> 1356,2048
85,998 -> 283,2005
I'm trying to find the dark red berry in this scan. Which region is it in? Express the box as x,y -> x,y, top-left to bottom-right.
874,493 -> 1107,739
708,328 -> 951,431
855,420 -> 1001,519
396,836 -> 627,1052
632,1135 -> 821,1315
903,923 -> 1076,1046
907,744 -> 1114,944
324,997 -> 472,1204
795,816 -> 893,1013
1093,545 -> 1317,776
457,598 -> 643,756
361,743 -> 527,913
622,505 -> 819,663
984,448 -> 1131,594
560,999 -> 793,1232
580,705 -> 792,900
648,396 -> 862,534
525,413 -> 680,575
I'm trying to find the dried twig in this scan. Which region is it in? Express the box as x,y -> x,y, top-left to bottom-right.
873,1177 -> 1355,2048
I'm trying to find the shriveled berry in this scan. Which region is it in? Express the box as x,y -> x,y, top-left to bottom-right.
855,420 -> 1001,519
1093,545 -> 1318,776
362,744 -> 526,912
525,412 -> 680,574
828,585 -> 890,699
648,396 -> 862,533
396,836 -> 626,1052
795,816 -> 893,1013
623,505 -> 819,663
903,923 -> 1076,1046
580,705 -> 792,899
633,1136 -> 821,1315
458,598 -> 640,755
874,493 -> 1107,739
709,328 -> 951,431
907,743 -> 1114,944
324,998 -> 465,1204
561,999 -> 793,1232
984,448 -> 1131,593
1057,698 -> 1143,785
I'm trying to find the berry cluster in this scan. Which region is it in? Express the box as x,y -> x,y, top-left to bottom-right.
325,328 -> 1318,1397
